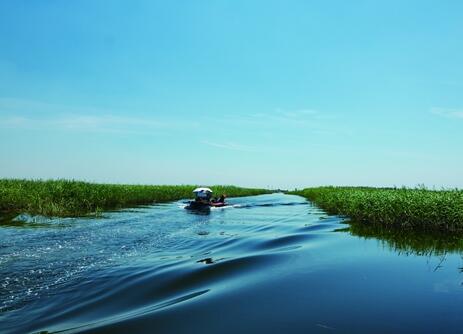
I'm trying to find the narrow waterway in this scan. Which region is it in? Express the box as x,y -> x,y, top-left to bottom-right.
1,193 -> 462,333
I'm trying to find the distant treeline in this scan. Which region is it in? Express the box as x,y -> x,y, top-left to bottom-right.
292,186 -> 463,232
0,179 -> 271,217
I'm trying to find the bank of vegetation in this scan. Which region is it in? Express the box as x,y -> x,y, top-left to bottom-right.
292,187 -> 463,232
0,179 -> 271,217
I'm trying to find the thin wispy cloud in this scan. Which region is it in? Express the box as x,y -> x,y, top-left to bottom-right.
53,115 -> 165,130
214,108 -> 325,127
251,108 -> 327,126
0,116 -> 29,127
0,97 -> 199,134
0,97 -> 112,115
0,115 -> 155,135
201,140 -> 260,152
274,108 -> 319,118
209,107 -> 350,138
430,107 -> 463,119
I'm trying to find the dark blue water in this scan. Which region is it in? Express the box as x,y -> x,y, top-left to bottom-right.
1,194 -> 462,333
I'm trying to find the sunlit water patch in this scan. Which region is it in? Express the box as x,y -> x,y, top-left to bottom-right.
1,194 -> 463,334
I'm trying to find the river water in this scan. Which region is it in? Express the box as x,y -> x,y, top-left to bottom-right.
1,193 -> 462,333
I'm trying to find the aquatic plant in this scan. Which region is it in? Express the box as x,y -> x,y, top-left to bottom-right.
339,222 -> 463,256
293,186 -> 463,232
0,179 -> 271,217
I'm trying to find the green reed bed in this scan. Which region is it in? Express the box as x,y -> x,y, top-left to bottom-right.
292,187 -> 463,232
0,179 -> 270,217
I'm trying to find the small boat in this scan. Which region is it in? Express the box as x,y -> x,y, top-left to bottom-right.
185,187 -> 227,211
185,201 -> 212,211
210,201 -> 227,207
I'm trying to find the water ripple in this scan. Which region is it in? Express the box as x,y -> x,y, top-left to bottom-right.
3,194 -> 461,334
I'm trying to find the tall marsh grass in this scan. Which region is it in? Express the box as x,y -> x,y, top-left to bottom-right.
293,187 -> 463,232
0,179 -> 271,217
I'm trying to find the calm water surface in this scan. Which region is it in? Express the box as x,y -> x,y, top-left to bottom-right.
1,194 -> 462,333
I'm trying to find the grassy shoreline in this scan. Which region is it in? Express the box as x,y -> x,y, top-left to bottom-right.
0,179 -> 271,217
292,186 -> 463,232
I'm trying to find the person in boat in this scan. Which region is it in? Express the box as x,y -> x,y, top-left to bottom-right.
192,187 -> 213,205
217,194 -> 226,203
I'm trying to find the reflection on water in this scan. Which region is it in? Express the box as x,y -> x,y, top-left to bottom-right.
342,222 -> 463,256
1,194 -> 463,334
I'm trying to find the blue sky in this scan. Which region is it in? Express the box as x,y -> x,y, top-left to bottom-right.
0,0 -> 462,189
